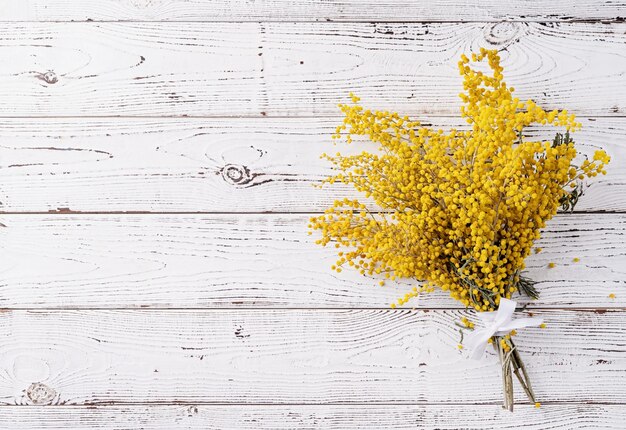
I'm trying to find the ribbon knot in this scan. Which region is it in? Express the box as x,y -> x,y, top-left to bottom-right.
464,298 -> 543,360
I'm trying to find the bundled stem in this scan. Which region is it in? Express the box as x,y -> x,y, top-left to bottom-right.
493,336 -> 537,411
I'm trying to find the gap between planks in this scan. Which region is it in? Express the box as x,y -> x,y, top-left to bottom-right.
0,210 -> 624,215
0,307 -> 624,311
0,401 -> 625,406
0,19 -> 625,23
0,115 -> 625,119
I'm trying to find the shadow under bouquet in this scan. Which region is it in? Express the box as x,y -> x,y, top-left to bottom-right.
308,48 -> 610,411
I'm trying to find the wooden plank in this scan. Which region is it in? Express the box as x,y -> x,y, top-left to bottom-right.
0,214 -> 624,308
1,404 -> 625,429
0,309 -> 624,404
0,22 -> 624,117
0,116 -> 624,213
1,0 -> 623,22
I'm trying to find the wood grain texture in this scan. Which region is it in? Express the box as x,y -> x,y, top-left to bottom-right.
1,214 -> 624,308
1,404 -> 625,429
2,2 -> 625,424
0,116 -> 624,213
0,309 -> 624,405
1,0 -> 624,22
0,22 -> 624,117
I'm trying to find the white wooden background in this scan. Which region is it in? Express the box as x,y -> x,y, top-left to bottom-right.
0,1 -> 625,429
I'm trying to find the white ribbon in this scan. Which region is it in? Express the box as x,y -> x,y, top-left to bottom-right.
464,298 -> 543,360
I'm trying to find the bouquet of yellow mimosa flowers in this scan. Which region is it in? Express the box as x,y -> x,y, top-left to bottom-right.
309,48 -> 610,411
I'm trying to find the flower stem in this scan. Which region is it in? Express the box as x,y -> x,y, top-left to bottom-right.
510,339 -> 537,403
493,336 -> 537,411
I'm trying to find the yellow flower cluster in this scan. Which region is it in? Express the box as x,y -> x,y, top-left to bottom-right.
460,317 -> 474,329
309,49 -> 610,311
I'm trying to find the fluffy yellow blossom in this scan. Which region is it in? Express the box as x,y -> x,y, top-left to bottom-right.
609,293 -> 616,299
310,49 -> 609,311
460,316 -> 475,329
548,262 -> 556,269
573,257 -> 580,263
500,336 -> 512,352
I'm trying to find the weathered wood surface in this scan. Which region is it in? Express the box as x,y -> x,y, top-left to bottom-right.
0,309 -> 624,405
1,116 -> 624,213
1,214 -> 623,309
1,404 -> 625,430
2,2 -> 625,427
0,22 -> 624,117
1,1 -> 625,22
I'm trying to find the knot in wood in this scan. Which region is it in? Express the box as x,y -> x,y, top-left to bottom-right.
26,382 -> 57,405
484,22 -> 521,47
36,71 -> 58,85
220,164 -> 252,186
